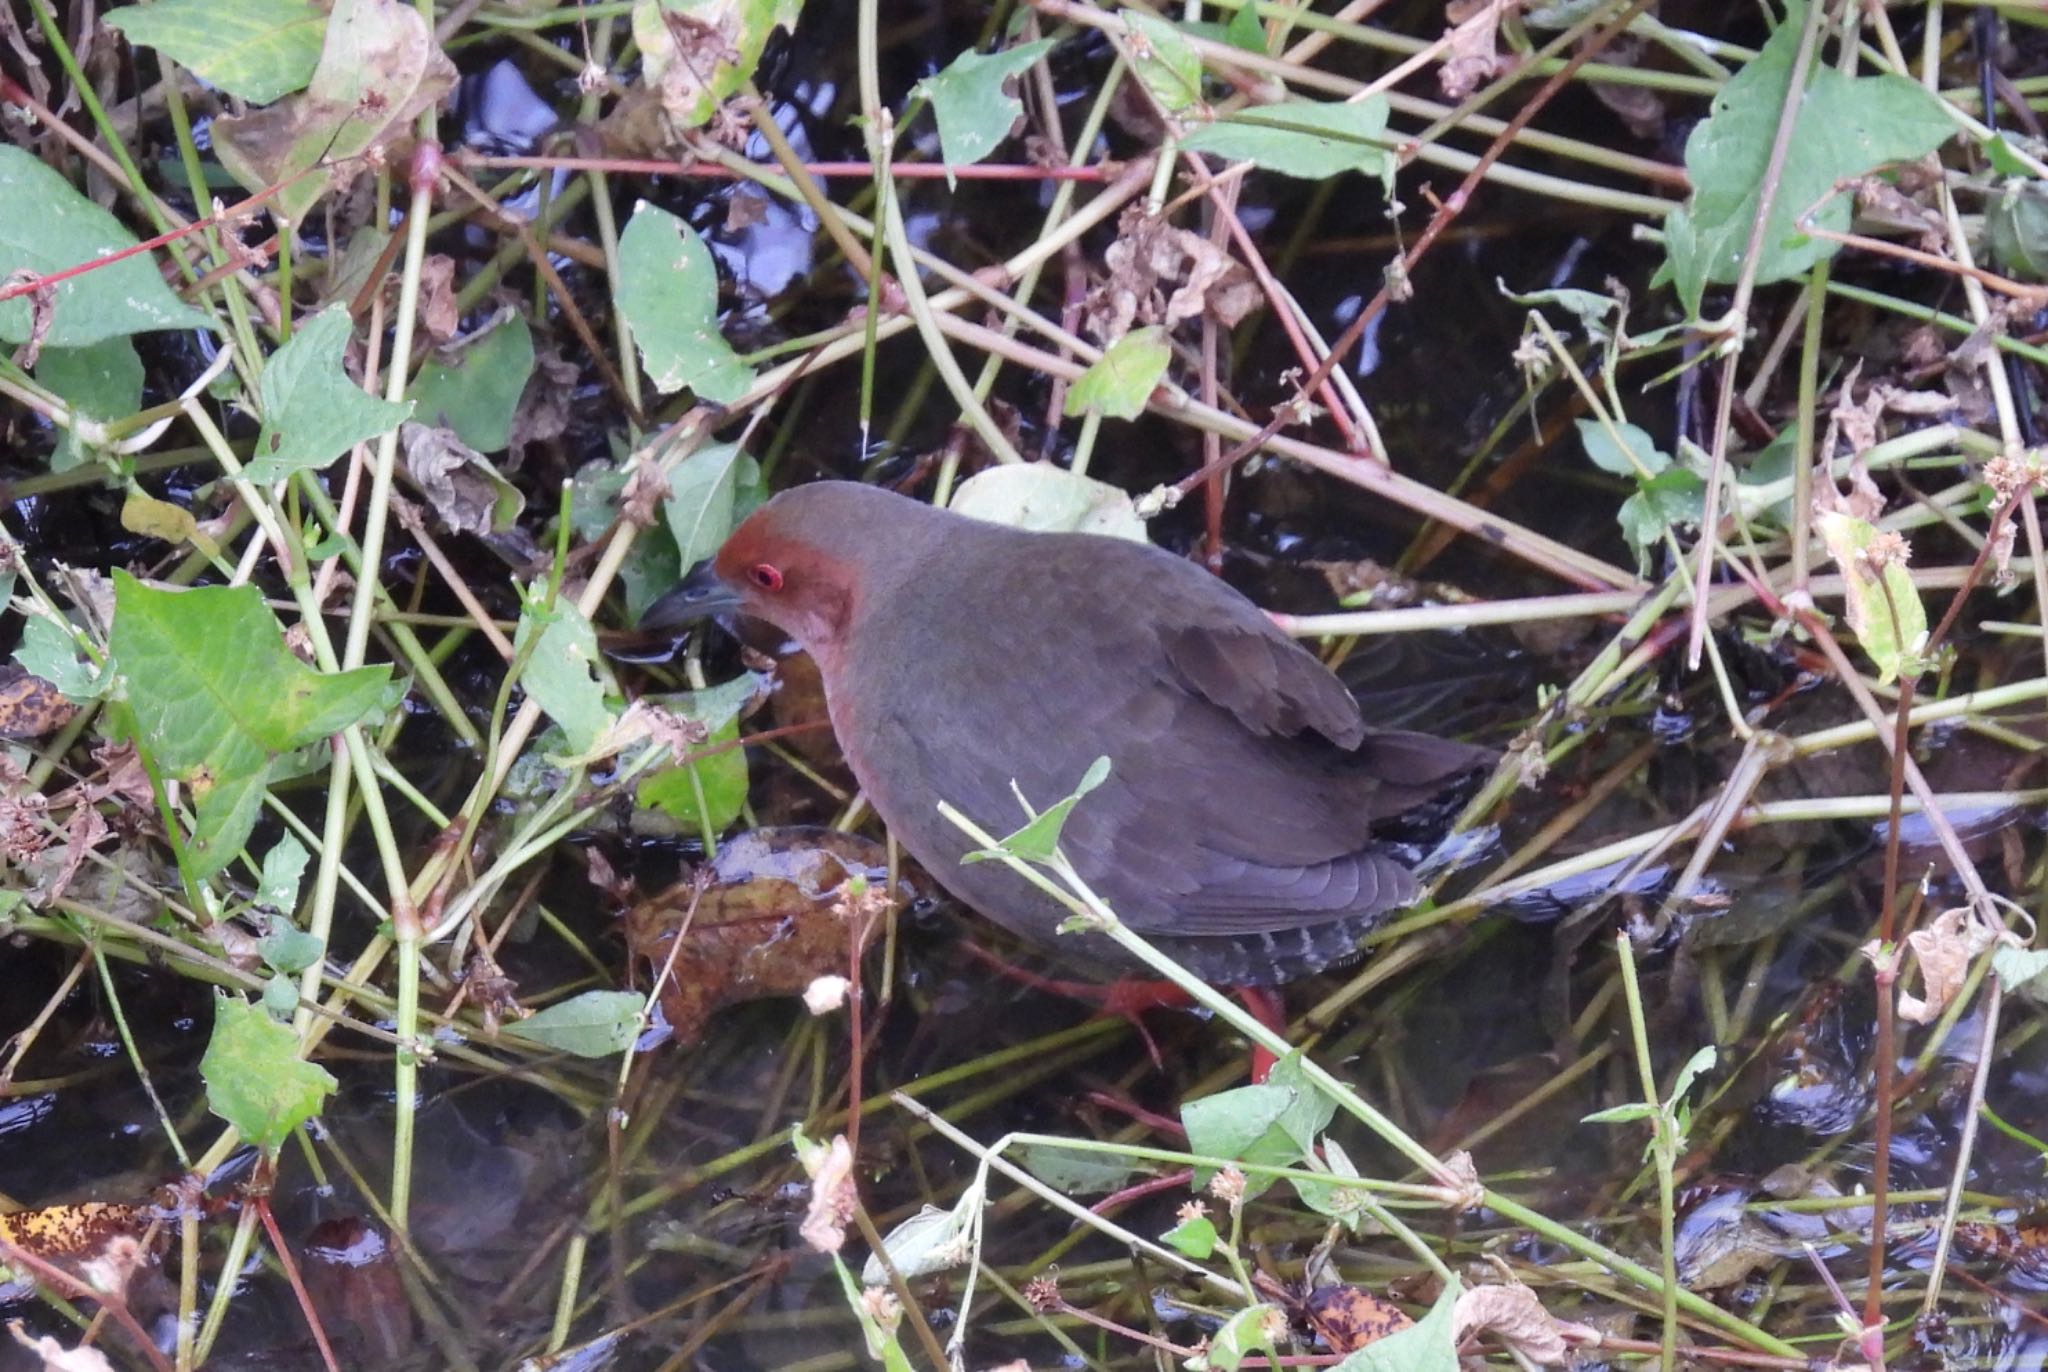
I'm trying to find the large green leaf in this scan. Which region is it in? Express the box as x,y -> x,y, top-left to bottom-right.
617,204 -> 753,403
110,574 -> 390,879
913,40 -> 1056,184
107,0 -> 326,104
245,307 -> 411,482
0,146 -> 210,347
200,993 -> 337,1153
1661,0 -> 1953,314
502,990 -> 647,1057
663,442 -> 761,568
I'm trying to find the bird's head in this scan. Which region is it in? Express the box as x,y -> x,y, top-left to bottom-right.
642,480 -> 934,662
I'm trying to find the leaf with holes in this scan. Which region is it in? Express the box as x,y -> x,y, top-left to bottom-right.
110,574 -> 390,879
0,146 -> 211,347
107,0 -> 326,104
617,203 -> 753,402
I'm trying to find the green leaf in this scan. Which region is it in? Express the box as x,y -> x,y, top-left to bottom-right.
664,442 -> 762,568
1814,511 -> 1927,684
0,145 -> 211,347
1330,1279 -> 1461,1372
245,307 -> 411,482
1181,97 -> 1393,183
514,594 -> 613,757
1224,2 -> 1265,52
1668,1044 -> 1717,1107
861,1182 -> 981,1285
1180,1051 -> 1334,1193
949,464 -> 1151,542
200,992 -> 337,1152
962,755 -> 1111,866
35,338 -> 143,471
1576,418 -> 1671,479
1661,0 -> 1954,314
110,574 -> 391,879
1292,1135 -> 1372,1227
502,989 -> 647,1057
107,0 -> 326,104
1615,468 -> 1704,569
258,915 -> 323,976
630,0 -> 803,130
1991,944 -> 2048,1001
1014,1142 -> 1145,1194
14,612 -> 103,704
1192,1304 -> 1280,1372
1161,1212 -> 1217,1258
408,313 -> 535,453
1066,326 -> 1171,420
618,202 -> 753,403
1123,9 -> 1203,113
1582,1101 -> 1658,1125
1986,179 -> 2048,281
258,833 -> 310,912
636,675 -> 760,832
914,40 -> 1056,185
211,0 -> 456,227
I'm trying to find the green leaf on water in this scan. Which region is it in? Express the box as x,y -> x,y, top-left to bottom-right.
664,442 -> 763,569
35,338 -> 143,471
1814,511 -> 1927,685
1122,9 -> 1203,113
1615,468 -> 1705,570
1161,1212 -> 1217,1259
963,755 -> 1112,866
14,612 -> 103,704
1191,1304 -> 1280,1372
200,992 -> 336,1152
618,202 -> 753,403
258,915 -> 323,976
1065,326 -> 1170,420
408,313 -> 535,454
1181,96 -> 1393,183
502,989 -> 647,1057
861,1181 -> 982,1285
1014,1142 -> 1145,1194
636,674 -> 760,833
914,40 -> 1056,185
0,145 -> 211,348
211,0 -> 456,227
110,574 -> 391,880
1179,1051 -> 1333,1195
1330,1279 -> 1461,1372
1660,0 -> 1954,315
514,593 -> 613,757
245,307 -> 412,482
258,833 -> 310,913
107,0 -> 327,104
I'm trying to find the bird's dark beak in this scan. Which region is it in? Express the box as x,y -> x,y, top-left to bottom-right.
640,559 -> 744,631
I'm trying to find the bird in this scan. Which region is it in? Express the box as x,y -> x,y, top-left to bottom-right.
643,479 -> 1492,987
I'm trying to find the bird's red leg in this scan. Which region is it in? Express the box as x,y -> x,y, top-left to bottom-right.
1234,985 -> 1287,1084
959,942 -> 1193,1066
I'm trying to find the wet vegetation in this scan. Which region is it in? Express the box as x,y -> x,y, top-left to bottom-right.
2,1 -> 2048,1370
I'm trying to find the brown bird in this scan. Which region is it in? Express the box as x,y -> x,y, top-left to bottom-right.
646,480 -> 1490,986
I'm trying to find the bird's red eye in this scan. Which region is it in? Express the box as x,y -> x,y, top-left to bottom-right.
747,562 -> 783,591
